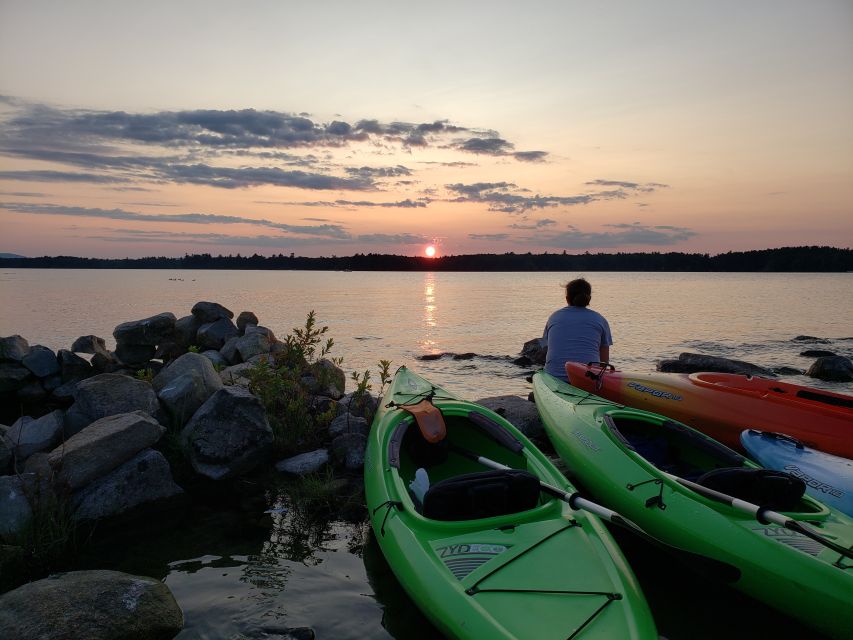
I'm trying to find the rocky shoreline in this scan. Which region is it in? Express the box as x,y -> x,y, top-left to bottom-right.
1,302 -> 851,639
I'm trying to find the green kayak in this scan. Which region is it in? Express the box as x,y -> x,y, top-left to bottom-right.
365,366 -> 657,639
533,371 -> 853,639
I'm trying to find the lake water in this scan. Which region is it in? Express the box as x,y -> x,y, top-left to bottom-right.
2,269 -> 852,639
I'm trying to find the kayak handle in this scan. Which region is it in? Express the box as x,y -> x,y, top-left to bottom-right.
751,429 -> 805,449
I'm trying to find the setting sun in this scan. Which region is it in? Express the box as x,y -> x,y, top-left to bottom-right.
424,245 -> 436,258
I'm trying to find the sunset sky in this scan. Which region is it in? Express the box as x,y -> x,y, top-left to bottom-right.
1,1 -> 851,258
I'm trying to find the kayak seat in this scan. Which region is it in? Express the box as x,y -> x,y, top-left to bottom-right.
422,469 -> 541,521
696,467 -> 806,511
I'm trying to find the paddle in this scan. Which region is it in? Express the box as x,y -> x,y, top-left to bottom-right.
666,472 -> 853,561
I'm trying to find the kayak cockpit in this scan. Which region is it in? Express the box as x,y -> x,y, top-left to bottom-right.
389,409 -> 550,520
604,412 -> 826,516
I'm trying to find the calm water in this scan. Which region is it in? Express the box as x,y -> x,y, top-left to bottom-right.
3,269 -> 852,639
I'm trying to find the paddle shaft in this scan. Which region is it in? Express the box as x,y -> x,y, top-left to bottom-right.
666,472 -> 853,560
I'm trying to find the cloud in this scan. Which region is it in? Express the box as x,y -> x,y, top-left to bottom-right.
585,179 -> 670,192
509,218 -> 557,229
356,233 -> 427,244
165,164 -> 373,190
345,165 -> 411,178
0,201 -> 351,238
0,170 -> 127,183
260,197 -> 429,209
87,230 -> 343,248
513,151 -> 549,163
469,233 -> 510,241
537,222 -> 696,248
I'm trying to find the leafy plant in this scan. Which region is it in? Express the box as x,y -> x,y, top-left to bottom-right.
187,345 -> 200,353
135,368 -> 155,383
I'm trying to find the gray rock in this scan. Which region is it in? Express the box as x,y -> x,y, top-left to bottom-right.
0,362 -> 32,392
71,449 -> 183,522
793,335 -> 831,344
304,359 -> 345,399
153,352 -> 222,394
21,345 -> 60,378
43,374 -> 62,392
773,366 -> 805,376
0,434 -> 11,473
71,335 -> 108,355
0,475 -> 33,538
800,350 -> 836,358
154,354 -> 223,427
51,379 -> 81,403
328,413 -> 369,438
0,569 -> 184,640
474,395 -> 543,438
219,361 -> 255,387
153,342 -> 185,362
806,356 -> 853,382
181,386 -> 273,480
236,332 -> 271,361
113,312 -> 177,346
331,433 -> 367,471
115,343 -> 157,366
275,449 -> 329,476
245,324 -> 277,341
6,410 -> 65,461
236,311 -> 259,334
17,379 -> 48,403
58,349 -> 94,383
219,335 -> 242,365
191,301 -> 234,323
174,314 -> 202,347
64,373 -> 160,438
48,411 -> 165,491
521,337 -> 547,365
338,391 -> 379,420
0,335 -> 30,362
656,352 -> 775,377
201,350 -> 228,368
197,318 -> 239,350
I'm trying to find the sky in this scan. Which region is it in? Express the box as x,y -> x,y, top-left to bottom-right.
0,0 -> 851,258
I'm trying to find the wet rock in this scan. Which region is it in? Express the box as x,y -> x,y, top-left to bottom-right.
64,373 -> 160,437
153,353 -> 224,428
113,312 -> 177,346
513,355 -> 533,366
453,352 -> 477,360
806,356 -> 853,382
0,335 -> 30,362
792,335 -> 831,344
71,335 -> 108,355
181,386 -> 273,480
520,337 -> 547,365
328,413 -> 369,438
275,449 -> 329,476
22,345 -> 60,378
0,569 -> 184,639
197,318 -> 239,350
331,432 -> 367,471
656,353 -> 775,377
191,300 -> 234,323
475,395 -> 543,438
6,410 -> 65,461
115,343 -> 157,366
72,449 -> 183,522
58,349 -> 94,383
48,411 -> 165,491
418,353 -> 442,361
0,362 -> 32,392
800,349 -> 836,358
174,314 -> 202,348
236,311 -> 259,334
0,475 -> 33,538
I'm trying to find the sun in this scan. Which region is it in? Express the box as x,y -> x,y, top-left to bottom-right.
424,245 -> 436,258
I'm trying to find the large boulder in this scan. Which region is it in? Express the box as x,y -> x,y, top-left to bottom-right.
113,312 -> 177,346
520,337 -> 547,365
196,318 -> 239,351
173,314 -> 202,348
275,449 -> 329,476
191,301 -> 234,323
49,411 -> 165,490
338,391 -> 379,420
0,335 -> 30,362
304,359 -> 345,400
0,362 -> 32,392
235,332 -> 271,361
330,433 -> 367,471
181,386 -> 273,480
656,353 -> 775,377
64,373 -> 161,437
219,362 -> 255,387
219,336 -> 242,365
0,569 -> 184,640
474,395 -> 543,438
0,475 -> 34,538
21,345 -> 60,378
201,350 -> 228,368
71,335 -> 108,355
71,449 -> 183,522
6,410 -> 65,461
115,343 -> 157,366
328,413 -> 369,438
58,349 -> 94,383
806,356 -> 853,382
152,353 -> 223,427
236,311 -> 259,334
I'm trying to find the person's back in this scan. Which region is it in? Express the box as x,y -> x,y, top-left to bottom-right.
543,278 -> 612,380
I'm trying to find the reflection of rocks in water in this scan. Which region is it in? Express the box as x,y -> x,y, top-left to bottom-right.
362,529 -> 443,640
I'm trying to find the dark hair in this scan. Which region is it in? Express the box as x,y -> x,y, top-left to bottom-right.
566,278 -> 592,307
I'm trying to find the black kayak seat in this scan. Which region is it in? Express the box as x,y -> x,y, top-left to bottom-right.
696,467 -> 806,511
422,469 -> 541,521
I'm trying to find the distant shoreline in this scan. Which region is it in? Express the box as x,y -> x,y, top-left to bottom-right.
1,246 -> 851,272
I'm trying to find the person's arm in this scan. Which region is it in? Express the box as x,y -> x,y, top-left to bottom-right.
599,345 -> 610,363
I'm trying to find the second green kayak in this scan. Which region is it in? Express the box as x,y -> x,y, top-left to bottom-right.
365,366 -> 657,639
533,371 -> 853,639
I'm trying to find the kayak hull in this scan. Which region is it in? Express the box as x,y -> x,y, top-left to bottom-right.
565,363 -> 853,457
534,371 -> 853,640
365,367 -> 657,640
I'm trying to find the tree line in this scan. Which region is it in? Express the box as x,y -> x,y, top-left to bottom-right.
1,246 -> 850,272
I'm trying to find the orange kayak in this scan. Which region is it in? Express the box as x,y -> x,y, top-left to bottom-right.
565,362 -> 853,458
